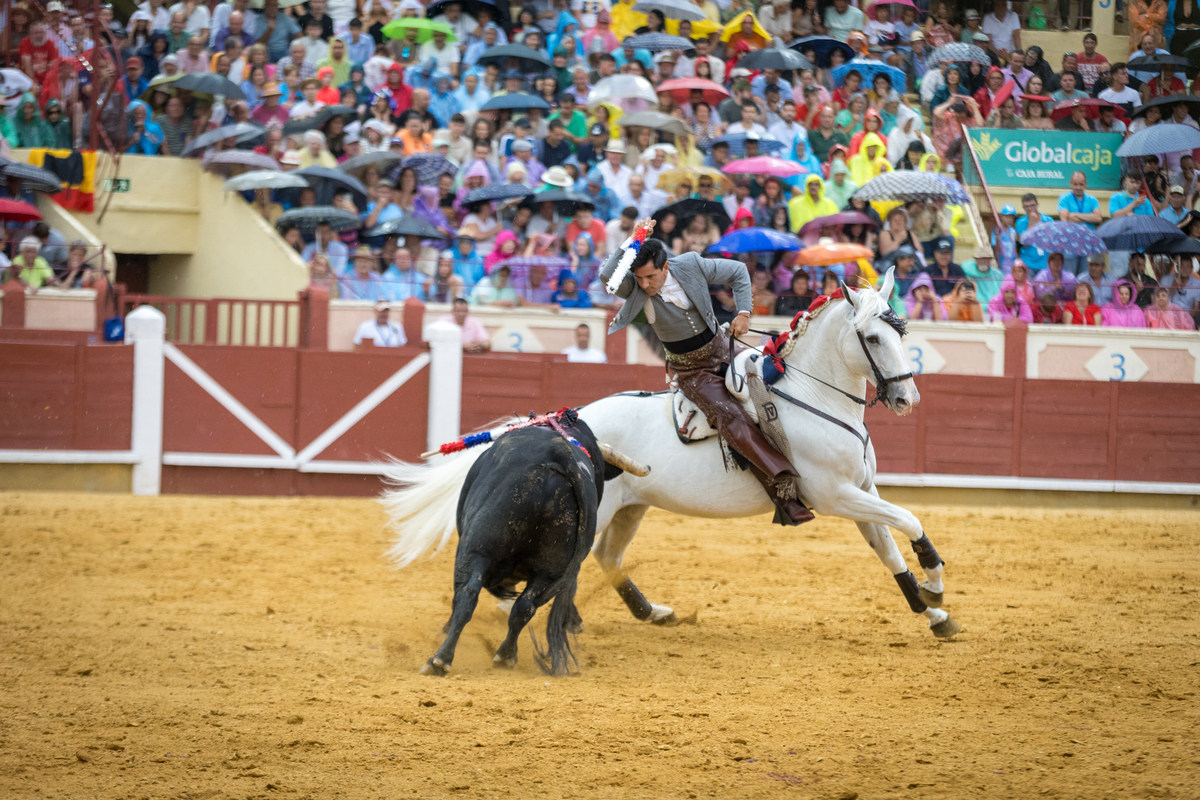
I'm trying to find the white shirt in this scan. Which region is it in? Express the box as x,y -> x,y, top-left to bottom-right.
289,99 -> 326,118
528,212 -> 563,237
981,11 -> 1020,52
169,1 -> 212,35
824,5 -> 865,42
561,345 -> 608,363
140,0 -> 174,30
1098,86 -> 1141,108
727,121 -> 768,136
297,35 -> 329,65
768,120 -> 807,153
570,0 -> 611,30
606,218 -> 632,255
627,187 -> 667,219
597,160 -> 633,202
432,12 -> 477,45
637,162 -> 670,194
354,319 -> 407,347
419,39 -> 461,73
862,18 -> 894,45
659,269 -> 691,310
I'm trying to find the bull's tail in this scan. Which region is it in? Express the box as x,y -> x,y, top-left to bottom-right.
380,448 -> 486,568
532,576 -> 580,677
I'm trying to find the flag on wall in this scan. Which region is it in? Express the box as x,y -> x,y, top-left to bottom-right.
24,149 -> 98,213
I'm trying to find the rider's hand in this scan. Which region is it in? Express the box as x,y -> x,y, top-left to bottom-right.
730,313 -> 750,338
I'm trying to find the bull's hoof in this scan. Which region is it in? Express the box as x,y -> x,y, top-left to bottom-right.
918,585 -> 944,608
420,657 -> 450,676
492,653 -> 517,670
930,616 -> 962,639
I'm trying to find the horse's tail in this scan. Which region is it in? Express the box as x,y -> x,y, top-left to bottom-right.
380,448 -> 487,568
533,576 -> 580,677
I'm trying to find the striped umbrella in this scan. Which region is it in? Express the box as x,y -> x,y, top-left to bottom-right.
1019,221 -> 1108,256
465,183 -> 534,203
1095,215 -> 1186,251
1115,123 -> 1200,157
927,42 -> 991,66
623,33 -> 693,51
853,171 -> 960,202
0,161 -> 62,193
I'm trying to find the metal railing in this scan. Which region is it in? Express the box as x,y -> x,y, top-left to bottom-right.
119,295 -> 302,347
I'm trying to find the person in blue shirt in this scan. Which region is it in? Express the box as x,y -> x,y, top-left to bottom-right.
339,64 -> 373,111
1159,185 -> 1191,226
550,269 -> 592,308
1057,171 -> 1103,276
583,169 -> 619,222
1107,172 -> 1158,277
449,236 -> 485,288
991,204 -> 1020,274
361,181 -> 403,231
1014,193 -> 1054,274
255,0 -> 301,62
381,248 -> 426,302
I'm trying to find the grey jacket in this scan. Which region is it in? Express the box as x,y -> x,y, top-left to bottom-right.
599,247 -> 753,335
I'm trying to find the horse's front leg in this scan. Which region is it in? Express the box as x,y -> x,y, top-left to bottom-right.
816,485 -> 960,639
591,502 -> 676,625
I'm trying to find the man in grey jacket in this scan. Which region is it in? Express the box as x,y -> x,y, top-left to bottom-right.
600,219 -> 813,525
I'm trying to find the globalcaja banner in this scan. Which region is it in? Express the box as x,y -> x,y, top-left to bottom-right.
963,129 -> 1124,190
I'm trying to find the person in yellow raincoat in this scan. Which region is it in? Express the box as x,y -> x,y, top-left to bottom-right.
666,17 -> 721,38
610,0 -> 647,42
721,11 -> 770,51
788,174 -> 838,232
848,132 -> 889,186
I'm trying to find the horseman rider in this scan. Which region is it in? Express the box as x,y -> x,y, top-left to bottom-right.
600,218 -> 814,525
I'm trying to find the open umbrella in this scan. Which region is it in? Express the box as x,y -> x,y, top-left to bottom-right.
587,75 -> 660,105
381,18 -> 457,42
362,215 -> 447,240
737,47 -> 812,73
789,35 -> 855,68
476,44 -> 551,71
795,242 -> 873,267
1116,123 -> 1200,157
138,73 -> 182,101
655,166 -> 731,194
0,68 -> 33,98
1127,53 -> 1195,77
395,153 -> 458,184
338,151 -> 404,179
0,162 -> 62,193
623,32 -> 693,51
427,0 -> 498,18
933,175 -> 972,205
1131,93 -> 1200,120
1182,38 -> 1200,69
531,189 -> 596,214
0,198 -> 42,222
224,171 -> 309,191
1096,215 -> 1186,251
1146,236 -> 1200,254
248,0 -> 305,7
201,150 -> 280,175
799,211 -> 878,237
927,42 -> 991,66
181,122 -> 264,156
480,92 -> 551,111
853,171 -> 960,202
466,183 -> 534,203
708,132 -> 787,156
652,198 -> 730,233
832,59 -> 906,90
867,0 -> 918,9
633,0 -> 707,20
710,227 -> 801,253
173,72 -> 246,100
656,77 -> 729,106
289,165 -> 367,205
615,110 -> 693,136
1049,97 -> 1116,122
722,156 -> 808,177
276,206 -> 360,233
1019,221 -> 1108,256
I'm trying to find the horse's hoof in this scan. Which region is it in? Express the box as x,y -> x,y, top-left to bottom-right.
492,653 -> 517,670
651,611 -> 679,627
566,620 -> 584,635
930,616 -> 961,639
918,586 -> 944,608
420,657 -> 450,676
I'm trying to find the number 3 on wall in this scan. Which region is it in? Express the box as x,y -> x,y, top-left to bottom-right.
508,332 -> 524,353
1109,352 -> 1126,381
907,346 -> 924,375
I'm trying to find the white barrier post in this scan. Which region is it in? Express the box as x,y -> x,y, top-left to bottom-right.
125,306 -> 166,495
426,320 -> 463,453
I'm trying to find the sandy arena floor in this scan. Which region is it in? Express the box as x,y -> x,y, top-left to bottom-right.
0,492 -> 1197,800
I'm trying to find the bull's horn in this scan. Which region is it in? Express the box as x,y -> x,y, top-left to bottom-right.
599,443 -> 651,477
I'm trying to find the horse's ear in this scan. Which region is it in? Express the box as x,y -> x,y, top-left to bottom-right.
839,279 -> 857,309
879,266 -> 896,301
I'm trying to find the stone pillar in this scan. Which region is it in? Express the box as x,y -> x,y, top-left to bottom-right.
125,305 -> 166,496
426,320 -> 463,454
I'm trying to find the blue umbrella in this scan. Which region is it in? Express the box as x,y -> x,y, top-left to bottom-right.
832,59 -> 906,90
789,35 -> 855,68
466,183 -> 534,203
480,91 -> 551,111
1115,122 -> 1200,157
392,153 -> 458,185
926,42 -> 991,66
709,132 -> 786,156
1020,221 -> 1108,256
710,227 -> 802,253
623,32 -> 693,51
934,175 -> 972,205
1095,215 -> 1187,251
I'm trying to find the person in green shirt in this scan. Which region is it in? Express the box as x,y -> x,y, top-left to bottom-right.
469,264 -> 519,306
961,245 -> 1001,309
6,237 -> 57,289
549,92 -> 588,149
808,105 -> 850,165
316,38 -> 353,86
12,92 -> 56,149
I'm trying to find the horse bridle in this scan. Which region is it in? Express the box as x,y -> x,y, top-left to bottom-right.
855,328 -> 915,410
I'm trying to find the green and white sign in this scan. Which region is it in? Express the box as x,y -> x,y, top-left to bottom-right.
964,129 -> 1124,190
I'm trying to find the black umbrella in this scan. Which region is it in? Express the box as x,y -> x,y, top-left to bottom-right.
789,35 -> 855,68
735,47 -> 813,73
465,183 -> 534,203
173,72 -> 247,99
480,91 -> 550,111
653,198 -> 730,233
276,206 -> 360,233
338,150 -> 404,179
1096,215 -> 1186,250
1145,236 -> 1200,254
1127,53 -> 1196,78
475,44 -> 551,71
425,0 -> 510,36
0,161 -> 62,193
529,189 -> 595,213
180,122 -> 265,156
291,165 -> 367,205
283,105 -> 359,135
1130,93 -> 1200,120
362,215 -> 447,240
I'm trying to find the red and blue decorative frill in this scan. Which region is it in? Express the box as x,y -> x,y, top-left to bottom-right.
426,408 -> 591,459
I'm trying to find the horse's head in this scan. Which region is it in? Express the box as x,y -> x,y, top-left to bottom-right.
838,269 -> 920,416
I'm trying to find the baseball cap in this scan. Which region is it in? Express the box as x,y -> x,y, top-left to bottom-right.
964,8 -> 980,19
935,237 -> 954,252
910,30 -> 924,41
374,299 -> 390,311
1170,184 -> 1184,194
511,139 -> 533,152
590,122 -> 606,136
605,139 -> 627,154
1000,204 -> 1017,216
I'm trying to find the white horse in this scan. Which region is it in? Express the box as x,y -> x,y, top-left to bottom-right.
384,271 -> 961,639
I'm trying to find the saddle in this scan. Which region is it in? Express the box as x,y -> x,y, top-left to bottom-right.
670,346 -> 765,444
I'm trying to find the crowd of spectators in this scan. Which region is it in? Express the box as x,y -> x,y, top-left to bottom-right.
3,0 -> 1200,332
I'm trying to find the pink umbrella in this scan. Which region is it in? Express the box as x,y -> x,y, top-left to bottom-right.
722,156 -> 808,177
657,77 -> 730,106
867,0 -> 918,10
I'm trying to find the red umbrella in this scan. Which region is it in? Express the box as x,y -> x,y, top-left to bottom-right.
657,77 -> 730,106
799,211 -> 878,238
1051,97 -> 1123,122
0,199 -> 41,222
991,79 -> 1016,111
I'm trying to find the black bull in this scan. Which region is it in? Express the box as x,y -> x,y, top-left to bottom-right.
422,420 -> 609,677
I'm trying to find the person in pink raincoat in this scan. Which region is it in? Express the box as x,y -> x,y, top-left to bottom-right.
1101,279 -> 1147,328
987,275 -> 1034,322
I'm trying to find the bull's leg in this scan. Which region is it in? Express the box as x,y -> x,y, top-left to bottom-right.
592,504 -> 675,624
493,576 -> 551,670
422,568 -> 485,676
